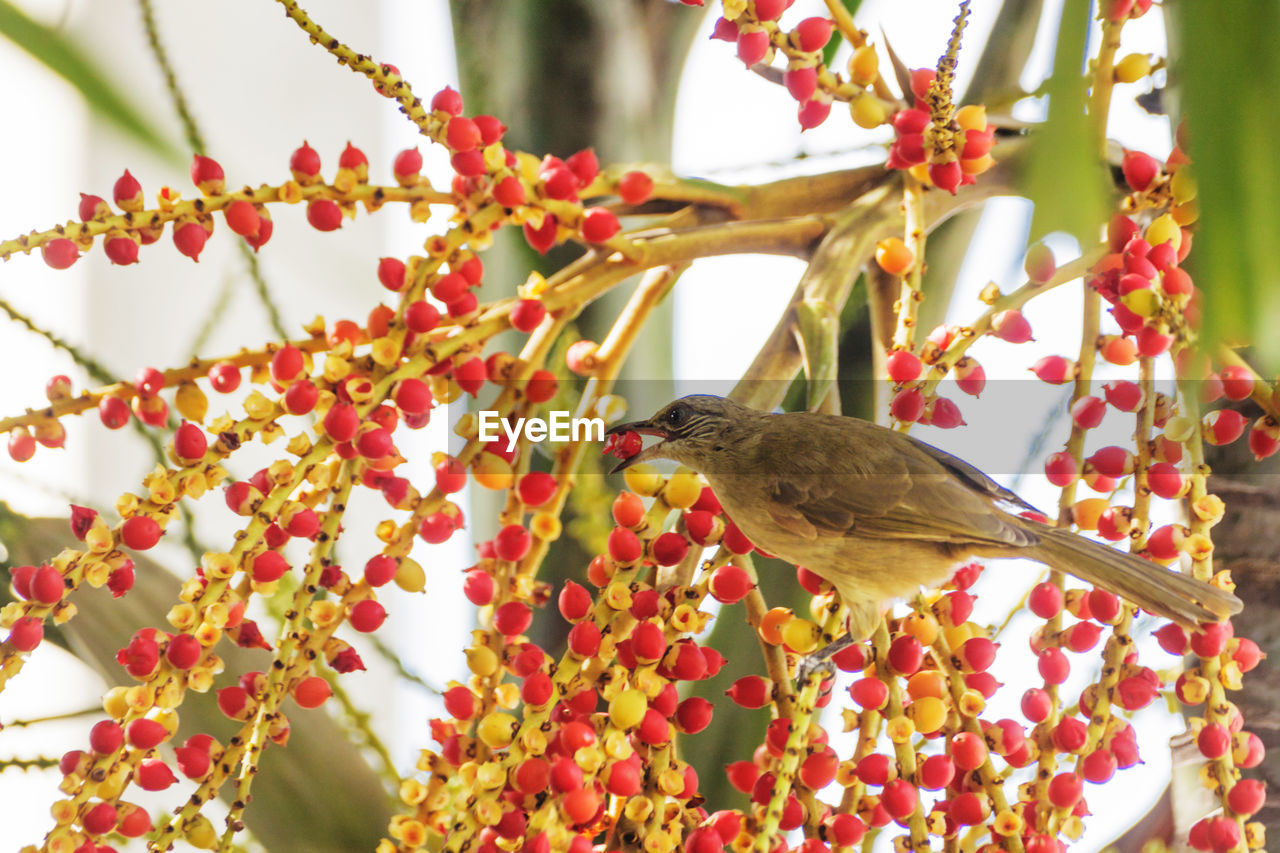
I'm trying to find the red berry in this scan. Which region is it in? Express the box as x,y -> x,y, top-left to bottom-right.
929,159 -> 963,194
41,238 -> 79,269
173,421 -> 208,462
445,117 -> 481,152
172,221 -> 209,261
430,86 -> 463,115
224,200 -> 260,238
511,298 -> 547,332
880,779 -> 919,820
495,524 -> 533,561
121,516 -> 161,550
323,403 -> 359,443
794,17 -> 834,52
89,720 -> 124,755
887,635 -> 923,675
890,387 -> 925,422
393,148 -> 423,183
6,617 -> 43,651
1044,452 -> 1077,488
1038,647 -> 1070,684
493,601 -> 532,636
293,676 -> 332,708
306,198 -> 343,231
349,599 -> 387,633
405,300 -> 441,333
1047,772 -> 1083,809
784,66 -> 818,102
736,28 -> 770,66
1121,150 -> 1159,192
1032,355 -> 1074,384
289,142 -> 322,182
377,257 -> 406,291
1204,409 -> 1247,446
580,208 -> 620,243
709,564 -> 753,604
113,169 -> 143,209
608,527 -> 642,563
651,531 -> 689,566
190,154 -> 224,195
617,170 -> 654,205
454,356 -> 486,395
991,309 -> 1033,343
850,677 -> 888,710
797,97 -> 832,129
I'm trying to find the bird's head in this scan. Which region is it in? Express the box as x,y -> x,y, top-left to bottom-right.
605,395 -> 750,474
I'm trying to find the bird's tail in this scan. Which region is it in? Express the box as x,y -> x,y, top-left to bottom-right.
1027,527 -> 1242,628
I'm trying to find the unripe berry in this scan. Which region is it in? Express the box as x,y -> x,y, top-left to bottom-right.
875,237 -> 913,275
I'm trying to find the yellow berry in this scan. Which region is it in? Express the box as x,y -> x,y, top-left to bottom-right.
851,95 -> 888,129
1113,53 -> 1152,84
1145,213 -> 1181,250
849,45 -> 879,86
662,469 -> 702,509
623,463 -> 663,497
476,711 -> 516,749
473,454 -> 515,490
907,695 -> 947,733
395,558 -> 426,593
780,616 -> 822,654
608,688 -> 648,730
956,104 -> 987,132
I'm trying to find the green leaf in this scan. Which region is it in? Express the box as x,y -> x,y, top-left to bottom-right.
1170,1 -> 1280,366
1024,0 -> 1110,244
821,0 -> 864,69
0,0 -> 181,165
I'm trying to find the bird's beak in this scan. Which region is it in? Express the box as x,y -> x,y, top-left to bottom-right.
604,418 -> 670,474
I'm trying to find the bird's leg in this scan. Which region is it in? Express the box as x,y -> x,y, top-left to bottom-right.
795,633 -> 854,685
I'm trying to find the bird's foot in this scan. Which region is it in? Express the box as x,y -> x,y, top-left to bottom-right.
795,634 -> 855,686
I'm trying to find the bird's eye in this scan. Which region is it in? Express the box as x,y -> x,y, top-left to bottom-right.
664,406 -> 687,427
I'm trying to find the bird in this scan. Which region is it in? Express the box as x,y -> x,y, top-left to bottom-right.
605,394 -> 1242,640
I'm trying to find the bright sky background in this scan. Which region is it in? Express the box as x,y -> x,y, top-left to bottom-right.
0,1 -> 1186,849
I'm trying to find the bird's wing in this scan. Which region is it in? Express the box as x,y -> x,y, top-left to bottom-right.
759,413 -> 1037,548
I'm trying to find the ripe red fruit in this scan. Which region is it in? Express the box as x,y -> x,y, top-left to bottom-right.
1121,150 -> 1159,192
445,117 -> 481,152
377,257 -> 406,291
323,403 -> 359,443
289,142 -> 321,182
1032,355 -> 1074,384
190,154 -> 225,195
462,569 -> 494,605
89,720 -> 125,755
849,676 -> 888,710
136,758 -> 178,791
794,16 -> 835,52
495,524 -> 533,562
207,361 -> 241,393
349,599 -> 387,633
41,238 -> 79,269
651,531 -> 689,566
1038,647 -> 1070,684
121,516 -> 161,550
580,208 -> 620,243
306,198 -> 343,231
31,564 -> 64,604
991,309 -> 1033,343
1197,723 -> 1231,758
929,159 -> 963,194
172,221 -> 210,261
953,358 -> 986,396
887,635 -> 923,675
1203,409 -> 1247,446
880,779 -> 919,820
510,298 -> 547,332
224,200 -> 261,238
7,617 -> 43,651
608,527 -> 642,563
890,387 -> 925,423
784,66 -> 818,102
1043,452 -> 1078,488
405,300 -> 441,333
293,676 -> 332,709
7,428 -> 35,462
1047,772 -> 1083,809
113,169 -> 143,209
430,86 -> 463,115
709,564 -> 752,604
736,28 -> 770,66
617,170 -> 654,205
393,148 -> 422,183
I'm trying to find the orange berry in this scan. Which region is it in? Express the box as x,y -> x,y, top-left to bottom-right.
875,237 -> 914,275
